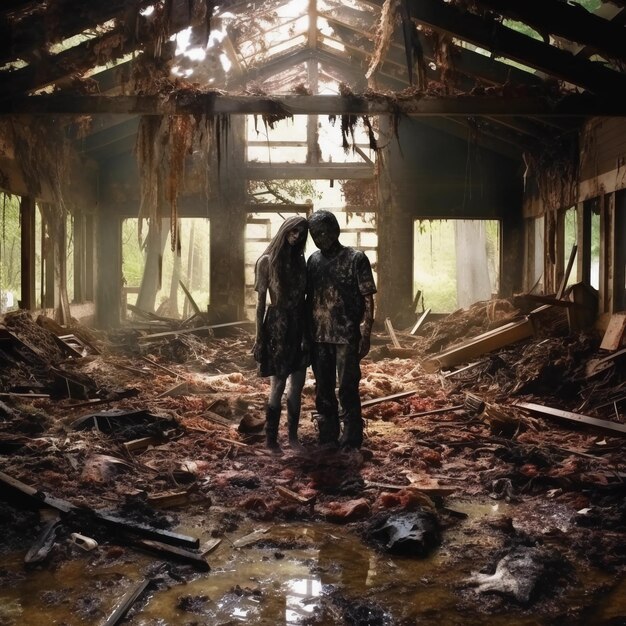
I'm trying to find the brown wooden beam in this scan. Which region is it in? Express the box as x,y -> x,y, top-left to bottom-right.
0,0 -> 153,66
247,164 -> 374,180
477,0 -> 626,63
19,195 -> 35,309
3,93 -> 626,116
407,0 -> 626,94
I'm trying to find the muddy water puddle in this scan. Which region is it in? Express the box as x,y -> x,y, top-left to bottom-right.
0,498 -> 622,625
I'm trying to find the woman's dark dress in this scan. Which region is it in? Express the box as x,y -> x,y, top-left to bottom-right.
254,254 -> 308,378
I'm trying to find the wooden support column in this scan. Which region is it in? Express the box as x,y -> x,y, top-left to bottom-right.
85,214 -> 95,302
210,116 -> 246,320
95,206 -> 122,328
614,190 -> 626,312
500,205 -> 524,297
599,193 -> 611,312
576,201 -> 591,284
41,204 -> 56,310
19,196 -> 36,310
554,207 -> 566,293
606,192 -> 618,312
73,212 -> 85,303
376,116 -> 413,322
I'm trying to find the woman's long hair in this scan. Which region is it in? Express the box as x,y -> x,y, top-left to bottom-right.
256,215 -> 308,305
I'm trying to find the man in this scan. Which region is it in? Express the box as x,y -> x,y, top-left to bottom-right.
306,210 -> 376,448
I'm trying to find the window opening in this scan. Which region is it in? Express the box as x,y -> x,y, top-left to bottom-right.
0,193 -> 21,313
414,219 -> 500,313
122,218 -> 210,320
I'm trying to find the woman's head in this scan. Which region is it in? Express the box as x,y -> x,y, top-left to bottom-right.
264,215 -> 308,261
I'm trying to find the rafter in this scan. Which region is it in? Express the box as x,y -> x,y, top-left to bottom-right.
0,0 -> 153,66
1,93 -> 624,116
477,0 -> 626,63
407,0 -> 626,94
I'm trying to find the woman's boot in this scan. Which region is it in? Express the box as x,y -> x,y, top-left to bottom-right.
265,406 -> 282,454
287,410 -> 305,452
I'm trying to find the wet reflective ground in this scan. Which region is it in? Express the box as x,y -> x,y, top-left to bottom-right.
1,498 -> 624,625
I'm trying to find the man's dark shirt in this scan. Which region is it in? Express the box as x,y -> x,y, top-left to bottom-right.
307,244 -> 376,344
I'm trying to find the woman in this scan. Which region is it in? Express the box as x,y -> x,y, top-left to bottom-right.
253,215 -> 309,454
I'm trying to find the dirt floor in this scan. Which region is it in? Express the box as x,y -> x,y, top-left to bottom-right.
0,302 -> 625,625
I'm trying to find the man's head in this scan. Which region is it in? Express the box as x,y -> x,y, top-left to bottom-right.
308,210 -> 340,252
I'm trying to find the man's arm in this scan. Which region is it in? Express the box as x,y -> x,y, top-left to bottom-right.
358,293 -> 375,359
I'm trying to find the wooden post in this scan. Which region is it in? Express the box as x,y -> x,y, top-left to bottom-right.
614,190 -> 626,312
599,193 -> 610,312
19,196 -> 36,310
96,206 -> 122,328
576,201 -> 590,285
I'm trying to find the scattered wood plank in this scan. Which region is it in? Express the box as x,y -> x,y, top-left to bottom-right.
585,347 -> 626,378
200,537 -> 222,556
147,489 -> 192,509
515,402 -> 626,438
233,526 -> 271,548
24,519 -> 60,565
138,321 -> 252,342
0,392 -> 50,399
123,436 -> 163,454
179,280 -> 203,316
522,294 -> 577,308
0,471 -> 199,549
103,579 -> 153,626
364,480 -> 456,496
421,317 -> 534,373
201,411 -> 235,427
384,317 -> 401,349
276,485 -> 316,507
157,381 -> 190,398
442,361 -> 485,378
361,390 -> 418,408
140,356 -> 181,378
556,243 -> 577,300
133,539 -> 210,571
404,405 -> 465,418
600,312 -> 626,351
410,308 -> 431,335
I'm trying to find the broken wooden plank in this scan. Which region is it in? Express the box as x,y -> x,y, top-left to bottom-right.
157,381 -> 190,398
138,321 -> 252,342
421,317 -> 534,373
233,526 -> 271,548
24,519 -> 60,565
0,392 -> 50,399
200,537 -> 222,556
0,471 -> 199,548
179,280 -> 202,316
364,480 -> 456,496
276,485 -> 316,506
556,244 -> 577,300
103,579 -> 152,626
140,356 -> 181,378
522,294 -> 578,307
442,361 -> 485,378
147,489 -> 192,509
405,405 -> 465,418
384,317 -> 401,349
361,390 -> 418,408
585,347 -> 626,378
515,402 -> 626,438
133,539 -> 210,571
410,308 -> 431,335
600,312 -> 626,351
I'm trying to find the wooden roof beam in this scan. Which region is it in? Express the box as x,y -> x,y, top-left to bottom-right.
477,0 -> 626,62
2,93 -> 626,116
0,0 -> 153,66
407,0 -> 626,94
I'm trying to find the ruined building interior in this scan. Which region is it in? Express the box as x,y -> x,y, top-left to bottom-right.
1,0 -> 626,624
